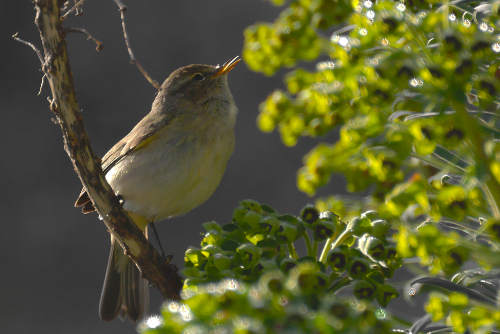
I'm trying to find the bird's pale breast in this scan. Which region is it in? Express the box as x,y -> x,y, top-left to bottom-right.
105,112 -> 235,223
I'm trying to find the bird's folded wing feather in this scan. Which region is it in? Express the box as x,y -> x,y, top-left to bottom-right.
74,109 -> 174,212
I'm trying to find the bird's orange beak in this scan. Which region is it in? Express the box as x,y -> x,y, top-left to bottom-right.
213,56 -> 241,77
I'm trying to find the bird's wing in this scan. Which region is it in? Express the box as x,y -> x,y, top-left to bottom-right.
101,113 -> 165,173
74,108 -> 174,213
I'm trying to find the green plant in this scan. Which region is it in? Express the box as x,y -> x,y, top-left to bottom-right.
142,0 -> 499,332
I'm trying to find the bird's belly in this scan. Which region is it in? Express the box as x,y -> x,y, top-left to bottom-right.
105,130 -> 234,222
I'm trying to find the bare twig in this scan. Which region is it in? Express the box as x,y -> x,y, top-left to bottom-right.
113,0 -> 127,11
12,32 -> 45,65
61,0 -> 85,20
32,0 -> 181,300
66,27 -> 103,52
12,32 -> 48,95
38,74 -> 47,95
112,0 -> 160,90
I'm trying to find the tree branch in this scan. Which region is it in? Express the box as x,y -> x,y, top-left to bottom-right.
12,32 -> 45,65
61,0 -> 85,20
66,27 -> 103,52
112,0 -> 160,90
32,0 -> 182,300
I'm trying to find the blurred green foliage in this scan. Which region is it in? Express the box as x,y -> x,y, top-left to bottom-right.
142,0 -> 499,332
426,292 -> 500,333
184,200 -> 400,306
141,278 -> 393,334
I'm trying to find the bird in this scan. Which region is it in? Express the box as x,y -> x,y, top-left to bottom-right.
74,56 -> 240,322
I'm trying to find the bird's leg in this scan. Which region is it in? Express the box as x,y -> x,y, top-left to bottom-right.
150,222 -> 167,261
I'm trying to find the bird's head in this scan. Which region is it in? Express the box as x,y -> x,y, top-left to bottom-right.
161,56 -> 241,104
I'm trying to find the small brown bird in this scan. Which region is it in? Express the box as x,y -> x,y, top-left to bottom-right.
75,56 -> 240,321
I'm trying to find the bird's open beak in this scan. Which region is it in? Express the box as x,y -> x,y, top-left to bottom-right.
213,56 -> 241,78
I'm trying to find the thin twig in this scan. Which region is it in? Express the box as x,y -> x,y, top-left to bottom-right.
61,0 -> 86,20
12,32 -> 48,95
113,0 -> 127,11
12,32 -> 45,65
66,27 -> 103,52
38,74 -> 47,96
112,0 -> 160,90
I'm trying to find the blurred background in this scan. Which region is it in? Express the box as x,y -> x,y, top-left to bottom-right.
1,1 -> 345,333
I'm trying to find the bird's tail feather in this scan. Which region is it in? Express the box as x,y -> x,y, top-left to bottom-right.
99,233 -> 149,322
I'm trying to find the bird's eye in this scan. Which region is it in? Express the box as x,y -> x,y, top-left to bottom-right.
192,73 -> 205,81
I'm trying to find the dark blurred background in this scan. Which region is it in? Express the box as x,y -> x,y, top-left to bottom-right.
1,1 -> 347,333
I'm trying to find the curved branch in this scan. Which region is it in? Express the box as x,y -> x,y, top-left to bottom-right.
65,27 -> 104,52
112,0 -> 160,90
33,0 -> 181,300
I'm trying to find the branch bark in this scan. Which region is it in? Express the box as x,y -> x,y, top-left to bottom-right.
33,0 -> 182,300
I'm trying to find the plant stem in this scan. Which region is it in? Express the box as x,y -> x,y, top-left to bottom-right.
318,229 -> 341,263
319,230 -> 353,263
288,242 -> 299,259
319,237 -> 334,263
312,240 -> 319,258
303,231 -> 313,257
443,0 -> 450,30
481,184 -> 500,219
